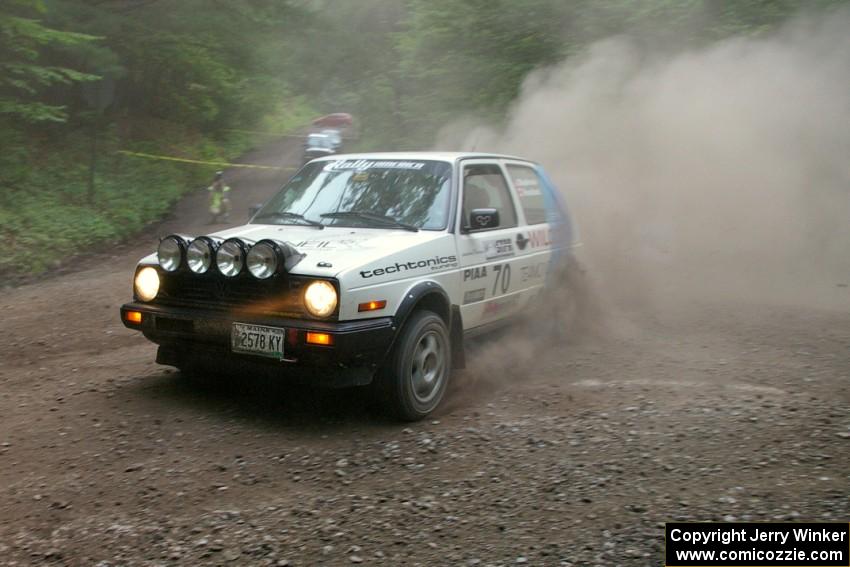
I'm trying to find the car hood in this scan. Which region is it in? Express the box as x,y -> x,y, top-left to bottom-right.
201,224 -> 447,277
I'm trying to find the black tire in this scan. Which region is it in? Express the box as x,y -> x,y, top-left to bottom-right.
375,310 -> 452,421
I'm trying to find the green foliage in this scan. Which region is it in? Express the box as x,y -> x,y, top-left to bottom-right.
0,1 -> 99,122
1,0 -> 843,278
377,0 -> 845,146
0,0 -> 318,278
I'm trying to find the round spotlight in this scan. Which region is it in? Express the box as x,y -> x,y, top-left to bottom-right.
134,266 -> 160,302
216,238 -> 248,277
187,237 -> 217,274
304,280 -> 338,318
247,240 -> 280,279
157,235 -> 187,272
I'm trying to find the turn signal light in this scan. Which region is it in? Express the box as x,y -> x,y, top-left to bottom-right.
124,310 -> 143,324
357,300 -> 387,312
306,332 -> 333,346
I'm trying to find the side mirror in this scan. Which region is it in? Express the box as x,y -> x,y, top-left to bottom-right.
248,204 -> 263,218
469,208 -> 499,231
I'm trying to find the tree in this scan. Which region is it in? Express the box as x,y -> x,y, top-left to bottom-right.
0,0 -> 99,122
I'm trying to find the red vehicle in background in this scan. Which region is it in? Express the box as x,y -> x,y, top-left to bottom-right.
312,113 -> 353,128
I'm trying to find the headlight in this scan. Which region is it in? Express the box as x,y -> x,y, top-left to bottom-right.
187,237 -> 217,274
247,240 -> 280,279
157,235 -> 187,272
304,280 -> 337,317
134,266 -> 160,302
216,238 -> 248,277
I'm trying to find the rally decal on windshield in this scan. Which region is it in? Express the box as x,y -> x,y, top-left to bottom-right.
325,159 -> 426,172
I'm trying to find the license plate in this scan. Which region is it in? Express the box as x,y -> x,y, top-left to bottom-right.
231,323 -> 285,360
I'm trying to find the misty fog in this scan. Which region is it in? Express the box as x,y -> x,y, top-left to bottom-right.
439,9 -> 850,313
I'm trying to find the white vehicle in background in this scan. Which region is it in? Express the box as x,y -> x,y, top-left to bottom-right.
121,153 -> 578,420
320,129 -> 343,151
302,133 -> 336,164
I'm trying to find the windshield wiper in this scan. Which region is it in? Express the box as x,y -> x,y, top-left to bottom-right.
253,211 -> 324,229
320,211 -> 419,232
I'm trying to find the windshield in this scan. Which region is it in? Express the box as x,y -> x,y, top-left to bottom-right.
254,159 -> 453,230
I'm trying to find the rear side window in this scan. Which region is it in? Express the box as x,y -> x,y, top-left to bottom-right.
506,164 -> 552,225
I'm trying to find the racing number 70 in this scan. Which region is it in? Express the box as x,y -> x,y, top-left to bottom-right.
492,264 -> 511,296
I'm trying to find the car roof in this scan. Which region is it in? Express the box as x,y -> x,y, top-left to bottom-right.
308,151 -> 537,165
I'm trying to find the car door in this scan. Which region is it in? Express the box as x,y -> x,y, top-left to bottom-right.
456,159 -> 525,330
501,160 -> 563,311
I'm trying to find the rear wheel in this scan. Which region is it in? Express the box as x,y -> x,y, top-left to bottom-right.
376,310 -> 451,421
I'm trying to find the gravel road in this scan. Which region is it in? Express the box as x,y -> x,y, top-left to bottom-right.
1,138 -> 848,566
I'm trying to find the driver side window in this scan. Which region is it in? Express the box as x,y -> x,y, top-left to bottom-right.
462,164 -> 518,231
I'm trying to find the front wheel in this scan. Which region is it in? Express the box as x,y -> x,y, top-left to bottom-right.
376,310 -> 452,421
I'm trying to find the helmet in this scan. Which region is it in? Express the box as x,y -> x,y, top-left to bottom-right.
214,171 -> 224,181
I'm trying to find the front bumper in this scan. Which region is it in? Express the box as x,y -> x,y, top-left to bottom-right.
120,302 -> 395,386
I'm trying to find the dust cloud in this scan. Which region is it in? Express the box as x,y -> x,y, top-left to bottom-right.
439,8 -> 850,314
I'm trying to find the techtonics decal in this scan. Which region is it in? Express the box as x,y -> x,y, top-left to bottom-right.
360,255 -> 458,278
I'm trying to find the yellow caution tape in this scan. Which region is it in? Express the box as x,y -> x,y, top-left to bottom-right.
224,127 -> 358,140
223,128 -> 307,137
117,150 -> 296,171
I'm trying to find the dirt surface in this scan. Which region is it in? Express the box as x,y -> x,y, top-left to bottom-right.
1,139 -> 849,566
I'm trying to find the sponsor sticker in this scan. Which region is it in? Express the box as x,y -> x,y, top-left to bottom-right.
463,266 -> 488,281
325,159 -> 426,172
527,227 -> 552,248
512,176 -> 543,197
482,295 -> 519,316
484,237 -> 515,259
360,255 -> 458,278
515,232 -> 529,250
463,288 -> 486,304
520,262 -> 548,283
290,239 -> 361,250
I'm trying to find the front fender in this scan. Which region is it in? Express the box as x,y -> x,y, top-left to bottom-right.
393,280 -> 451,329
382,280 -> 464,369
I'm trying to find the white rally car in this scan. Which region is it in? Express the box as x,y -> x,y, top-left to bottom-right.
121,153 -> 577,420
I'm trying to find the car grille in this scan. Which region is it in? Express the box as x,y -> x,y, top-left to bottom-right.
155,271 -> 308,317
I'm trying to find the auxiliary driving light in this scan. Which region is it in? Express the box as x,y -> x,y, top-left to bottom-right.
216,238 -> 248,277
303,280 -> 338,318
157,235 -> 188,272
134,267 -> 160,302
187,236 -> 217,274
247,240 -> 280,279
